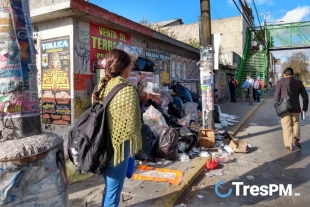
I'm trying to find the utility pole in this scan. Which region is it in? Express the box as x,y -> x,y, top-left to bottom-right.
0,1 -> 67,206
200,0 -> 214,129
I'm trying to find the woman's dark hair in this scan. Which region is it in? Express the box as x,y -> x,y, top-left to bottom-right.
93,49 -> 131,100
284,67 -> 294,76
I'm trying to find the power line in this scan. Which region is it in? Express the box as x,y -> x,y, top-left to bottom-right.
252,0 -> 264,30
210,6 -> 242,45
231,0 -> 266,46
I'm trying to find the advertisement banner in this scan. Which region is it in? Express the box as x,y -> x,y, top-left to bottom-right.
90,22 -> 131,72
41,36 -> 71,125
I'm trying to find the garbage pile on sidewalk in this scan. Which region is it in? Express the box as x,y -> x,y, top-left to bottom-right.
134,81 -> 251,184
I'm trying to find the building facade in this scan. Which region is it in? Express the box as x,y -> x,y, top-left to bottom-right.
29,0 -> 200,141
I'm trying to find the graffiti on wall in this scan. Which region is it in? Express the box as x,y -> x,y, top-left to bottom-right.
90,22 -> 131,72
41,36 -> 71,125
0,5 -> 39,118
74,73 -> 94,119
74,43 -> 90,73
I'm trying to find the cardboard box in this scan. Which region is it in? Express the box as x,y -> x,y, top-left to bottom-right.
229,140 -> 249,153
190,122 -> 200,131
147,92 -> 160,104
199,129 -> 215,148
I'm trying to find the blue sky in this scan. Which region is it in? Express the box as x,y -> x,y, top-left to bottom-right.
89,0 -> 310,25
89,0 -> 310,74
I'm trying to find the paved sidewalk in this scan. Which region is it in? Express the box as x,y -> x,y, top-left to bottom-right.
68,89 -> 274,207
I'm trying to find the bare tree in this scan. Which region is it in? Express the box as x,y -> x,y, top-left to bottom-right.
281,52 -> 308,83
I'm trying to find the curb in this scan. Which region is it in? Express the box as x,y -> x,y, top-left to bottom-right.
150,89 -> 274,207
229,89 -> 273,136
151,157 -> 210,207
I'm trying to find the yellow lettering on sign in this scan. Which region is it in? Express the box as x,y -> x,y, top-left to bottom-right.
98,27 -> 117,39
91,36 -> 97,49
120,33 -> 126,41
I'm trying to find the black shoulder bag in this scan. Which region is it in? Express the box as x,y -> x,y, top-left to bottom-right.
274,79 -> 293,117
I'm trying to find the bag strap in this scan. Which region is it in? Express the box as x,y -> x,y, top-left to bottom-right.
102,83 -> 128,107
282,79 -> 291,98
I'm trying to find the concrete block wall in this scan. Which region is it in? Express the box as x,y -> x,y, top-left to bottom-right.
165,16 -> 246,57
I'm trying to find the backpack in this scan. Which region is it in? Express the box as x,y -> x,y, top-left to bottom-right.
254,80 -> 260,89
67,83 -> 127,174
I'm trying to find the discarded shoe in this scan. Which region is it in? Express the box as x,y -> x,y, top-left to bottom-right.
294,138 -> 302,149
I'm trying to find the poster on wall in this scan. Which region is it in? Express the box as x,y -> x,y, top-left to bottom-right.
41,36 -> 71,125
90,22 -> 131,72
0,6 -> 40,118
145,50 -> 160,73
159,53 -> 170,85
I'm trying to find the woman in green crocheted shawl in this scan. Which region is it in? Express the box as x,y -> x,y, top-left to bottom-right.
93,49 -> 142,207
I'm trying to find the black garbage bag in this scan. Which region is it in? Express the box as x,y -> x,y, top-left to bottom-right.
135,124 -> 156,162
155,127 -> 179,160
144,58 -> 155,72
170,83 -> 193,102
178,127 -> 198,153
169,95 -> 186,118
214,105 -> 221,124
132,57 -> 155,72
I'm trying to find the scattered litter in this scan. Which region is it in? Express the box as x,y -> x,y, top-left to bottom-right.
163,160 -> 172,165
174,203 -> 187,207
205,169 -> 223,177
249,123 -> 258,126
200,184 -> 205,189
199,151 -> 210,157
212,152 -> 234,163
205,159 -> 218,170
180,153 -> 190,162
246,175 -> 254,180
262,173 -> 269,179
232,176 -> 240,181
197,195 -> 204,198
156,162 -> 163,165
192,148 -> 200,153
223,145 -> 234,154
132,165 -> 183,185
247,144 -> 252,148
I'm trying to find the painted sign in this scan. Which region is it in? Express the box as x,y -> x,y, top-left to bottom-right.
90,22 -> 131,72
41,36 -> 71,125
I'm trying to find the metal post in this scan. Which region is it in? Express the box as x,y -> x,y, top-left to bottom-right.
200,0 -> 214,129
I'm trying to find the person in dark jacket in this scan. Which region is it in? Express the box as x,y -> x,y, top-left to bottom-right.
274,67 -> 309,151
228,75 -> 238,102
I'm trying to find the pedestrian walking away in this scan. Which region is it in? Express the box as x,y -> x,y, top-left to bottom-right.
242,75 -> 254,104
92,49 -> 142,207
228,74 -> 238,103
274,67 -> 309,151
254,76 -> 264,103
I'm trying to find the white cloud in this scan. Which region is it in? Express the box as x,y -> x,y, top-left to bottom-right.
277,6 -> 310,23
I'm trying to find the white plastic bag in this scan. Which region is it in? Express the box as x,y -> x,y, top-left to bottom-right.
183,102 -> 198,122
143,106 -> 168,137
160,90 -> 173,114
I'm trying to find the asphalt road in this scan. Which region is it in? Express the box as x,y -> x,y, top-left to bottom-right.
175,89 -> 310,207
